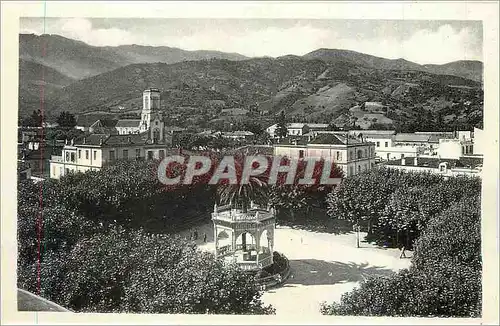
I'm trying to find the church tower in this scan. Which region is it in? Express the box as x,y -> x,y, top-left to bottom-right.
140,88 -> 161,133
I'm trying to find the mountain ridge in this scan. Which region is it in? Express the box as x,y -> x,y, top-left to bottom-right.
20,33 -> 482,82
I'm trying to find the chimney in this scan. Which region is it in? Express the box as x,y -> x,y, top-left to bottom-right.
70,139 -> 74,146
127,136 -> 131,143
401,158 -> 406,166
414,157 -> 418,166
65,139 -> 68,145
83,137 -> 86,144
99,138 -> 103,145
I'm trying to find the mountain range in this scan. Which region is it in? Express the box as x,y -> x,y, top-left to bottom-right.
18,34 -> 483,131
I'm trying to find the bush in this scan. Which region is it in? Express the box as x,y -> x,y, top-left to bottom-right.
263,252 -> 288,276
321,195 -> 482,317
20,228 -> 275,314
327,168 -> 481,248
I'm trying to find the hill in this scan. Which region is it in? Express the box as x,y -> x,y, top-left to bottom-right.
19,33 -> 248,80
35,56 -> 483,131
303,49 -> 483,82
18,59 -> 75,113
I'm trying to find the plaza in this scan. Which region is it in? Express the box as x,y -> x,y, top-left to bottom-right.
183,221 -> 412,316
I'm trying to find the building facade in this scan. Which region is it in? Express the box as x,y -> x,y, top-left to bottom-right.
273,133 -> 376,177
50,88 -> 172,179
385,156 -> 482,178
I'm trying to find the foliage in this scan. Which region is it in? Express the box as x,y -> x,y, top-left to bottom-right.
321,184 -> 482,317
20,228 -> 274,314
327,168 -> 480,248
17,162 -> 274,314
20,109 -> 43,127
275,111 -> 288,139
56,111 -> 77,128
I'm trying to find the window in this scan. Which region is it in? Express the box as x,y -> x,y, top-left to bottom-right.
387,153 -> 390,160
65,168 -> 70,175
439,163 -> 447,172
385,141 -> 388,147
147,151 -> 154,160
336,151 -> 340,161
357,165 -> 361,173
159,150 -> 165,159
65,152 -> 70,162
93,151 -> 97,160
123,149 -> 129,159
110,150 -> 115,161
299,150 -> 304,159
135,148 -> 141,158
78,150 -> 81,159
70,152 -> 75,162
376,141 -> 380,147
85,150 -> 89,160
349,166 -> 354,176
401,154 -> 405,159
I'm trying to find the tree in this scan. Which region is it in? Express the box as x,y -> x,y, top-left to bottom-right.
23,228 -> 275,314
20,110 -> 43,127
321,195 -> 481,317
275,111 -> 288,139
56,111 -> 77,128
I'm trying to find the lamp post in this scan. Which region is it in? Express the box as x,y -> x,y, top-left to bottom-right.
356,221 -> 360,248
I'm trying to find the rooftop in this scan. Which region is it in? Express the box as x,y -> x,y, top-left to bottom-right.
115,119 -> 141,128
90,119 -> 118,128
306,123 -> 329,129
309,133 -> 363,145
287,123 -> 307,129
350,130 -> 396,135
385,156 -> 483,169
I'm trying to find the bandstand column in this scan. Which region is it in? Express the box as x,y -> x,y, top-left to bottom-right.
255,229 -> 261,265
213,223 -> 218,258
232,230 -> 237,251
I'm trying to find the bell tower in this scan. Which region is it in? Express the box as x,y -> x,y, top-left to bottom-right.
140,88 -> 161,133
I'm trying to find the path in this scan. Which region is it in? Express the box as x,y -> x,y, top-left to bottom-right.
182,222 -> 412,316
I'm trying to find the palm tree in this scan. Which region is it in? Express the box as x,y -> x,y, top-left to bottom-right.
216,155 -> 270,211
216,154 -> 270,251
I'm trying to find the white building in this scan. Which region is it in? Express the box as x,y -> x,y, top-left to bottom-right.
437,138 -> 474,159
473,127 -> 485,156
385,156 -> 482,178
274,133 -> 376,177
115,119 -> 141,135
266,123 -> 311,138
50,89 -> 171,179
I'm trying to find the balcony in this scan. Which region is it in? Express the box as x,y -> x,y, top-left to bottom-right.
212,206 -> 274,223
223,251 -> 273,270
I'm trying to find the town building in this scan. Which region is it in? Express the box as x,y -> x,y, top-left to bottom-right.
384,156 -> 483,178
221,131 -> 255,140
115,119 -> 141,135
89,119 -> 119,134
266,123 -> 310,138
473,127 -> 486,156
273,133 -> 376,177
437,138 -> 475,159
49,89 -> 173,179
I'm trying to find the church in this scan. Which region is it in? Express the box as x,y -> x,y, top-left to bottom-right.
48,89 -> 175,179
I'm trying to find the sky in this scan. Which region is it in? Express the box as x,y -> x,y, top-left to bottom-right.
19,18 -> 483,65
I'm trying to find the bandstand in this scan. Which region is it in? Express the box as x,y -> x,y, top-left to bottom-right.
212,201 -> 276,271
